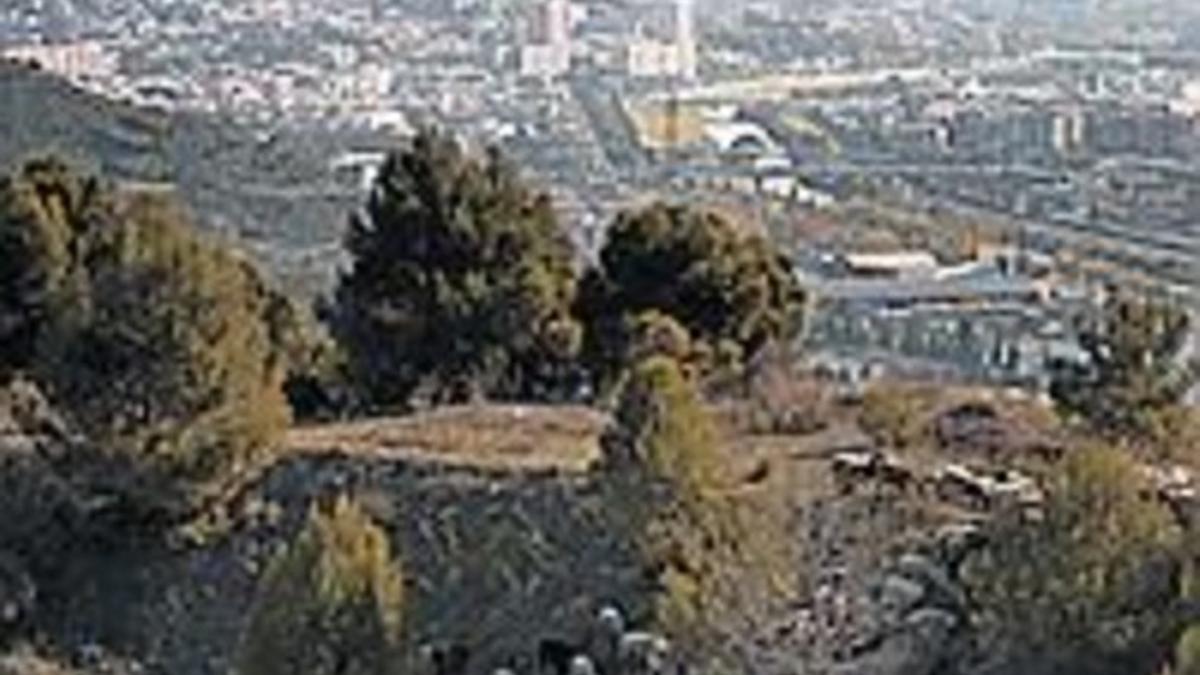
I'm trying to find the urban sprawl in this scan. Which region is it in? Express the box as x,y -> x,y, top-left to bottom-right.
3,0 -> 1198,398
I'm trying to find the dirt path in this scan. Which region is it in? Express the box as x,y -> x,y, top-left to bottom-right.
286,404 -> 609,473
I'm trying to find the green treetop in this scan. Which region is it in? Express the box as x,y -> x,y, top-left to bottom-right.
332,128 -> 582,409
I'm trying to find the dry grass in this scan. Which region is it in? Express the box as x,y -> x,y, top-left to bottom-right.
286,405 -> 609,473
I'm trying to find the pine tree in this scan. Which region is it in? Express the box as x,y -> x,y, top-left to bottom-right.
579,203 -> 803,389
332,128 -> 582,408
601,357 -> 794,662
0,157 -> 112,373
34,191 -> 290,523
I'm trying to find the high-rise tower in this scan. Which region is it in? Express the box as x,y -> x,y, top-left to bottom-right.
626,0 -> 699,80
675,0 -> 697,80
520,0 -> 572,79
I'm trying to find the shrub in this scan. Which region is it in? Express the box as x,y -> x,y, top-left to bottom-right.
1146,405 -> 1200,466
738,366 -> 835,436
237,497 -> 406,675
858,381 -> 942,451
601,357 -> 796,664
1177,626 -> 1200,675
601,356 -> 722,493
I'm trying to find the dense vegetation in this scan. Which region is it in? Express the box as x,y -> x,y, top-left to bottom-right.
331,128 -> 583,408
966,446 -> 1186,675
0,158 -> 290,524
600,356 -> 795,668
0,119 -> 1197,675
579,203 -> 804,389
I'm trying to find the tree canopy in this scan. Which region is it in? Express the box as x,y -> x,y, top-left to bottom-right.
579,203 -> 803,388
601,356 -> 795,666
332,128 -> 582,409
0,158 -> 290,524
1051,293 -> 1194,443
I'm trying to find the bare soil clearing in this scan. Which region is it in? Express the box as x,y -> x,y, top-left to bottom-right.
287,405 -> 609,473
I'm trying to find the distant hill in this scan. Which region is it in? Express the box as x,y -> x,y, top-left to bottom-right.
0,61 -> 362,296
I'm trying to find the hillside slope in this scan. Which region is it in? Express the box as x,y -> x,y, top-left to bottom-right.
0,62 -> 359,295
23,398 -> 926,675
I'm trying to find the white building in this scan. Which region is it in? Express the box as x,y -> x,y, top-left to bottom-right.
3,41 -> 117,84
626,0 -> 697,80
674,0 -> 697,80
1179,81 -> 1200,117
520,0 -> 572,79
327,64 -> 393,109
532,0 -> 571,46
520,43 -> 570,79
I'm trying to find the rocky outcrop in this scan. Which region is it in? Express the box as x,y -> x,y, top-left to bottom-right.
934,403 -> 1062,462
828,523 -> 982,675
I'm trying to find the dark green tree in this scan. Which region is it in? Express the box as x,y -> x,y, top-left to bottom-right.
0,157 -> 294,524
579,203 -> 802,389
0,157 -> 112,373
332,128 -> 582,409
237,497 -> 406,675
1051,294 -> 1194,442
259,281 -> 347,420
33,191 -> 290,523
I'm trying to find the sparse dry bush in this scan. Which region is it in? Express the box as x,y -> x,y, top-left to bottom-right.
737,369 -> 836,436
1146,405 -> 1200,466
858,381 -> 943,451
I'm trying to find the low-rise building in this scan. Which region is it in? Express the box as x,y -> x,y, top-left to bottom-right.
3,40 -> 117,83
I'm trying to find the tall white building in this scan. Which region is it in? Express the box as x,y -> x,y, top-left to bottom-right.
539,0 -> 571,47
520,0 -> 572,79
626,0 -> 698,80
674,0 -> 697,80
